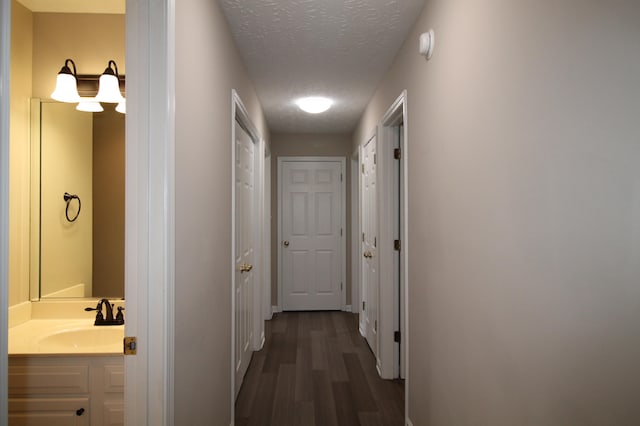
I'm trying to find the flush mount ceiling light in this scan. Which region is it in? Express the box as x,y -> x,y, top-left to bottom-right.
51,59 -> 81,103
296,97 -> 333,114
95,60 -> 124,103
76,98 -> 104,113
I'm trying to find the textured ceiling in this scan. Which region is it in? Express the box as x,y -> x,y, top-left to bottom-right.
219,0 -> 425,134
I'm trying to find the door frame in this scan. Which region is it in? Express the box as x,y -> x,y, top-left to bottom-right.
376,90 -> 409,408
277,156 -> 347,312
125,0 -> 176,424
1,0 -> 10,421
230,89 -> 265,420
350,151 -> 360,315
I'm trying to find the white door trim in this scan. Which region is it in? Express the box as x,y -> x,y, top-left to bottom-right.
377,90 -> 409,417
351,151 -> 360,315
0,0 -> 11,422
277,156 -> 347,312
125,0 -> 176,425
231,89 -> 264,422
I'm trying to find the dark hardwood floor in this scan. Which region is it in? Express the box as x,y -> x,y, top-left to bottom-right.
235,311 -> 404,426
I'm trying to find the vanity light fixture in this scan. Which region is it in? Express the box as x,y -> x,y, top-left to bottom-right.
51,58 -> 126,112
115,99 -> 126,114
95,60 -> 124,103
76,98 -> 104,113
296,96 -> 333,114
51,59 -> 81,103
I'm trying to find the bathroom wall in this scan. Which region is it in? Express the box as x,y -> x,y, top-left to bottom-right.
174,1 -> 269,423
355,0 -> 640,424
269,133 -> 353,308
7,7 -> 125,306
92,108 -> 125,298
8,0 -> 32,306
31,12 -> 125,99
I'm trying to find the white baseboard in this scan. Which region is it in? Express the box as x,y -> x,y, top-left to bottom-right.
259,332 -> 265,350
343,304 -> 352,312
271,305 -> 281,314
359,325 -> 366,337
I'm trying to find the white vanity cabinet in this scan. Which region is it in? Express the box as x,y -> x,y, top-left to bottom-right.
8,355 -> 124,426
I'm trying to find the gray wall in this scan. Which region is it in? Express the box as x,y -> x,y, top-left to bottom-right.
269,133 -> 353,308
175,1 -> 268,423
355,0 -> 640,424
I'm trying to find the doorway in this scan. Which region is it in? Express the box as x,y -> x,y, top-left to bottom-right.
231,90 -> 265,402
278,157 -> 346,311
358,91 -> 408,384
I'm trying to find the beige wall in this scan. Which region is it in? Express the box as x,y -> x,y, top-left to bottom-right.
355,0 -> 640,424
32,12 -> 125,99
9,0 -> 32,306
269,133 -> 353,307
174,1 -> 269,423
92,107 -> 124,298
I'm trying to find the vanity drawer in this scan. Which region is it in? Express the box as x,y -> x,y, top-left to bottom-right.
9,397 -> 90,425
9,364 -> 90,395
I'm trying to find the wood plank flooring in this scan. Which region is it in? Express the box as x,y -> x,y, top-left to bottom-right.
235,311 -> 404,426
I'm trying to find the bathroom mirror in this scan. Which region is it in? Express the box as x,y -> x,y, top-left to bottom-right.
30,99 -> 125,300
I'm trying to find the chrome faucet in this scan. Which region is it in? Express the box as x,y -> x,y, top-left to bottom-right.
84,298 -> 124,326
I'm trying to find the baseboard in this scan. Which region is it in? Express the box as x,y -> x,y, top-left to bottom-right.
359,325 -> 366,337
406,417 -> 414,426
259,332 -> 265,350
271,305 -> 281,314
343,304 -> 352,312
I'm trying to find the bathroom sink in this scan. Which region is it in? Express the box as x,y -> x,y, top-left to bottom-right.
37,326 -> 124,352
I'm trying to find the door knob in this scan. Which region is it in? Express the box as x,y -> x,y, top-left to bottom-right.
283,240 -> 290,247
239,263 -> 253,273
363,251 -> 372,258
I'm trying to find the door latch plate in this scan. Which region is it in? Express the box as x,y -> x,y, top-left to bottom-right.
124,336 -> 137,355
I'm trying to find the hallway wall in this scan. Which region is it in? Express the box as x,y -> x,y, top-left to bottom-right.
355,0 -> 640,424
269,133 -> 353,309
175,1 -> 269,424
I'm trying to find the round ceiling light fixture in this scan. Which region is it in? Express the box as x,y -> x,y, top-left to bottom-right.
296,97 -> 333,114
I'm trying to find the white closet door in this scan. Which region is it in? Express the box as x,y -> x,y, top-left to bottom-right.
281,160 -> 342,311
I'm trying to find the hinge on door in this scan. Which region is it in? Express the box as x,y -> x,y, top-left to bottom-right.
375,320 -> 377,332
374,237 -> 377,247
362,232 -> 365,242
124,337 -> 137,355
394,239 -> 401,251
374,154 -> 377,165
394,331 -> 401,343
340,173 -> 343,182
362,301 -> 365,311
394,148 -> 401,160
340,228 -> 343,236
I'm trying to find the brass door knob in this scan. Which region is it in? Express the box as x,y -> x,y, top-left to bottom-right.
239,263 -> 253,273
283,240 -> 290,247
363,251 -> 373,258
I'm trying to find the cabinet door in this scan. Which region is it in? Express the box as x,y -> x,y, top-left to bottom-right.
9,397 -> 89,426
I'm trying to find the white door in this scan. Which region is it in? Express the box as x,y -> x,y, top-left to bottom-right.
362,136 -> 378,356
234,120 -> 255,397
281,160 -> 343,311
